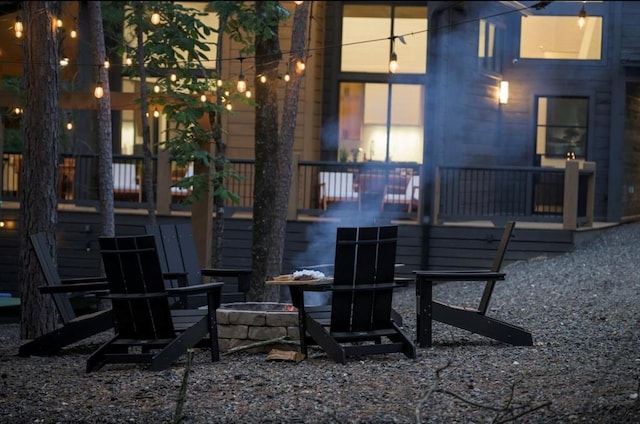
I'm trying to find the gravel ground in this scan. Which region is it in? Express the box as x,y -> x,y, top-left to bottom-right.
1,223 -> 639,423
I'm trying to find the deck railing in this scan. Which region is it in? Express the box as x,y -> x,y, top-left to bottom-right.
1,151 -> 595,227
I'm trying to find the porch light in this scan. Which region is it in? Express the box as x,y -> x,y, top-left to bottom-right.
94,81 -> 104,99
499,80 -> 509,105
389,51 -> 398,73
578,4 -> 587,29
14,15 -> 23,39
151,7 -> 161,25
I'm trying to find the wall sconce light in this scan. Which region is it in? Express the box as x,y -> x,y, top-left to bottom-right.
499,80 -> 509,105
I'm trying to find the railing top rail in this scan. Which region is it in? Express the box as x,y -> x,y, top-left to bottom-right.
438,164 -> 594,175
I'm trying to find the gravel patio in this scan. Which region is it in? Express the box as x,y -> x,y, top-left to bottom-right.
1,222 -> 639,423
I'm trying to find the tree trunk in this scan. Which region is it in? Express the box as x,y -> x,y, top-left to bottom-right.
19,1 -> 61,339
135,1 -> 156,225
89,1 -> 115,237
250,1 -> 284,302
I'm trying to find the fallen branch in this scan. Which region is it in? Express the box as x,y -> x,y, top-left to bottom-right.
173,348 -> 194,424
222,336 -> 300,356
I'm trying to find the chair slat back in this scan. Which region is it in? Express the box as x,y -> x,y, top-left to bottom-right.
331,226 -> 398,333
30,233 -> 76,324
145,223 -> 202,289
478,221 -> 515,315
99,235 -> 175,340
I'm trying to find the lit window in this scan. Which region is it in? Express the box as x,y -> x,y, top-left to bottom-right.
478,19 -> 502,74
341,5 -> 427,74
536,97 -> 588,165
520,16 -> 602,60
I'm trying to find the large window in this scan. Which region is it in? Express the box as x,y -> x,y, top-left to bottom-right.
520,15 -> 602,60
536,97 -> 589,166
338,4 -> 427,164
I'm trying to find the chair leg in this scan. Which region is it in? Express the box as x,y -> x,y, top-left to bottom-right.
305,315 -> 346,364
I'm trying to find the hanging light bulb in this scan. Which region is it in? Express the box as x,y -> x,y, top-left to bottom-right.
14,15 -> 23,39
170,73 -> 177,82
59,57 -> 69,67
259,74 -> 267,84
578,4 -> 587,29
103,59 -> 110,69
389,51 -> 398,73
200,93 -> 207,102
225,103 -> 232,111
217,79 -> 223,87
153,84 -> 161,93
66,121 -> 73,130
295,1 -> 304,5
94,81 -> 104,99
245,90 -> 252,98
283,72 -> 291,82
151,7 -> 161,25
125,55 -> 133,66
153,108 -> 160,118
236,58 -> 247,93
295,60 -> 306,74
56,19 -> 63,29
70,18 -> 77,38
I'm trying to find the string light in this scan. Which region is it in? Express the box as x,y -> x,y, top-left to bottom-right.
151,6 -> 161,25
153,108 -> 160,118
578,3 -> 587,29
103,59 -> 110,69
295,60 -> 305,74
60,57 -> 69,67
56,19 -> 63,29
170,73 -> 177,82
66,121 -> 73,130
236,58 -> 247,93
14,15 -> 23,39
259,74 -> 267,83
388,51 -> 398,73
295,1 -> 304,5
200,93 -> 207,102
94,81 -> 104,99
70,18 -> 77,38
153,83 -> 161,93
245,90 -> 252,98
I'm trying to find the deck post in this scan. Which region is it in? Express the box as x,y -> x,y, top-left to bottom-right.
563,160 -> 580,230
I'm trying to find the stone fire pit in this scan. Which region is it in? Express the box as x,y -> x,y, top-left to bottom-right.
216,302 -> 300,353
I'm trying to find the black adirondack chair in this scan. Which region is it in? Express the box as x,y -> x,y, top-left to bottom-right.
413,221 -> 533,347
18,233 -> 113,357
86,235 -> 223,372
145,223 -> 251,306
290,226 -> 416,364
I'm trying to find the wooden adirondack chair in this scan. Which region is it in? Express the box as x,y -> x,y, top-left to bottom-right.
289,226 -> 416,364
86,235 -> 223,372
413,221 -> 533,347
145,223 -> 251,306
18,233 -> 113,357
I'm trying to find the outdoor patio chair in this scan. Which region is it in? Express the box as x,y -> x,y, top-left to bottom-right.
18,232 -> 113,357
381,173 -> 420,213
112,163 -> 141,202
145,223 -> 251,306
289,225 -> 416,364
319,171 -> 359,210
86,234 -> 223,372
413,221 -> 533,347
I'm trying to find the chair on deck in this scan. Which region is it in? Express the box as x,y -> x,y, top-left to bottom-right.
291,225 -> 416,364
381,174 -> 420,213
145,223 -> 251,305
112,163 -> 141,202
319,171 -> 359,210
18,233 -> 113,357
413,221 -> 533,347
86,235 -> 223,372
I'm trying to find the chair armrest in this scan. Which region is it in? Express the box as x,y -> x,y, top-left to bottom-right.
393,277 -> 413,287
167,281 -> 224,295
60,276 -> 107,285
39,282 -> 109,294
163,271 -> 189,280
413,270 -> 505,282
